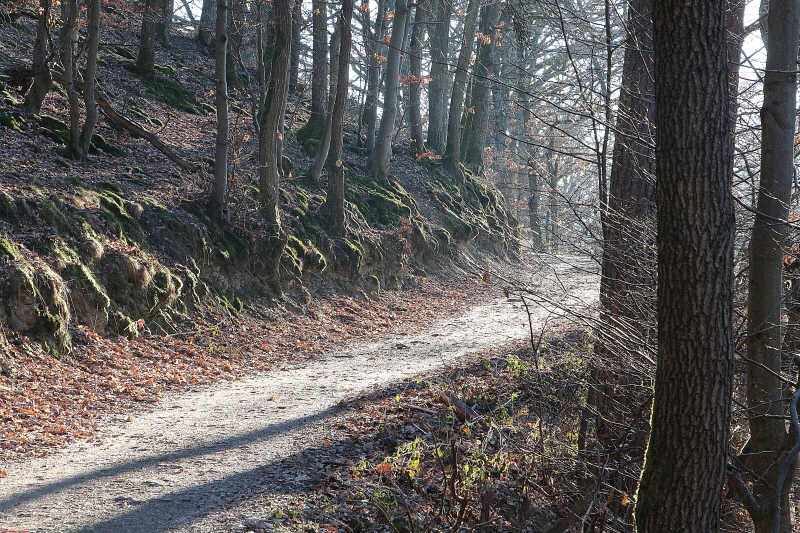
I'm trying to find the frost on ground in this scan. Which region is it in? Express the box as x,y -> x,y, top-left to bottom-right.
0,255 -> 597,533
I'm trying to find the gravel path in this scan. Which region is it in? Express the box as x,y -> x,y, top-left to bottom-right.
0,256 -> 598,533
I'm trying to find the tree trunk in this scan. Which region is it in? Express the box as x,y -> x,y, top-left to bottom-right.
24,0 -> 52,115
367,0 -> 410,182
155,0 -> 172,44
307,25 -> 340,181
441,0 -> 480,182
59,0 -> 81,158
426,0 -> 450,152
527,161 -> 543,252
137,0 -> 157,77
362,0 -> 386,152
198,0 -> 215,46
461,0 -> 500,169
289,0 -> 303,93
324,0 -> 353,237
743,1 -> 800,532
78,0 -> 101,159
407,4 -> 424,155
258,0 -> 292,292
210,0 -> 229,223
309,0 -> 328,135
635,2 -> 735,532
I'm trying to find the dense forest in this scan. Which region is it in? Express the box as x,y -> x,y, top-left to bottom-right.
0,0 -> 798,531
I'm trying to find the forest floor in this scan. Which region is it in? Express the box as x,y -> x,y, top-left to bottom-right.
0,254 -> 598,533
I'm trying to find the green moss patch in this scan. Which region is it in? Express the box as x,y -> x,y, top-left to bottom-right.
124,63 -> 206,115
0,111 -> 24,132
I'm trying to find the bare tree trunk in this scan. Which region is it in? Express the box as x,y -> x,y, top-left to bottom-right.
408,4 -> 424,155
78,0 -> 101,159
137,0 -> 157,77
155,0 -> 172,43
426,0 -> 450,152
59,0 -> 81,158
198,0 -> 215,46
289,0 -> 303,93
308,25 -> 340,181
362,0 -> 386,152
635,1 -> 735,531
24,0 -> 52,114
367,0 -> 410,182
441,0 -> 480,182
210,0 -> 230,223
742,2 -> 800,532
527,161 -> 543,252
325,0 -> 353,237
461,0 -> 500,169
258,0 -> 292,292
308,0 -> 328,135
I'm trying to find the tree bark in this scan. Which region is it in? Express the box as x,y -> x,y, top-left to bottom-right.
211,0 -> 230,223
461,0 -> 500,169
743,1 -> 800,532
24,0 -> 52,115
289,0 -> 303,93
325,0 -> 353,237
425,0 -> 450,152
441,0 -> 480,183
308,25 -> 340,181
155,0 -> 172,44
635,2 -> 735,532
361,0 -> 386,152
527,161 -> 543,252
59,0 -> 81,158
309,0 -> 328,135
407,4 -> 424,155
137,0 -> 157,77
78,0 -> 101,159
367,0 -> 410,182
198,0 -> 215,46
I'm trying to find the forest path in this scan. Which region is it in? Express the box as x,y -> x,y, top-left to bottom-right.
0,256 -> 597,533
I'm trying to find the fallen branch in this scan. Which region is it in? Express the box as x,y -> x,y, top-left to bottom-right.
50,70 -> 201,173
438,391 -> 489,431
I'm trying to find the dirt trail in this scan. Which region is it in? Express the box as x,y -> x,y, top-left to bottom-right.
0,256 -> 597,533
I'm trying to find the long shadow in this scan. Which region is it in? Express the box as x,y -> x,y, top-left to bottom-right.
0,405 -> 339,515
63,433 -> 363,533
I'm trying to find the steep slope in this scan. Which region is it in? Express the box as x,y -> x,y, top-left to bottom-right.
0,3 -> 518,359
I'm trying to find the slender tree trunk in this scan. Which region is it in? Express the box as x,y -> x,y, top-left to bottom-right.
325,0 -> 353,237
426,0 -> 450,151
59,0 -> 81,158
309,0 -> 328,135
441,0 -> 480,182
635,2 -> 735,531
742,2 -> 800,532
527,161 -> 543,252
362,0 -> 386,152
289,0 -> 303,93
367,0 -> 410,182
155,0 -> 172,43
24,0 -> 52,114
78,0 -> 101,159
211,0 -> 230,223
137,0 -> 157,77
461,0 -> 500,169
408,4 -> 424,155
308,25 -> 340,181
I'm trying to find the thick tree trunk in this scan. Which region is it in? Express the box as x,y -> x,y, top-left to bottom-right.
198,0 -> 215,46
137,0 -> 157,77
210,0 -> 229,223
367,0 -> 410,182
635,2 -> 735,532
441,0 -> 480,182
743,2 -> 800,532
325,0 -> 353,237
24,0 -> 52,115
78,0 -> 101,159
258,0 -> 292,292
408,4 -> 424,155
155,0 -> 172,44
461,0 -> 500,169
425,0 -> 450,152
